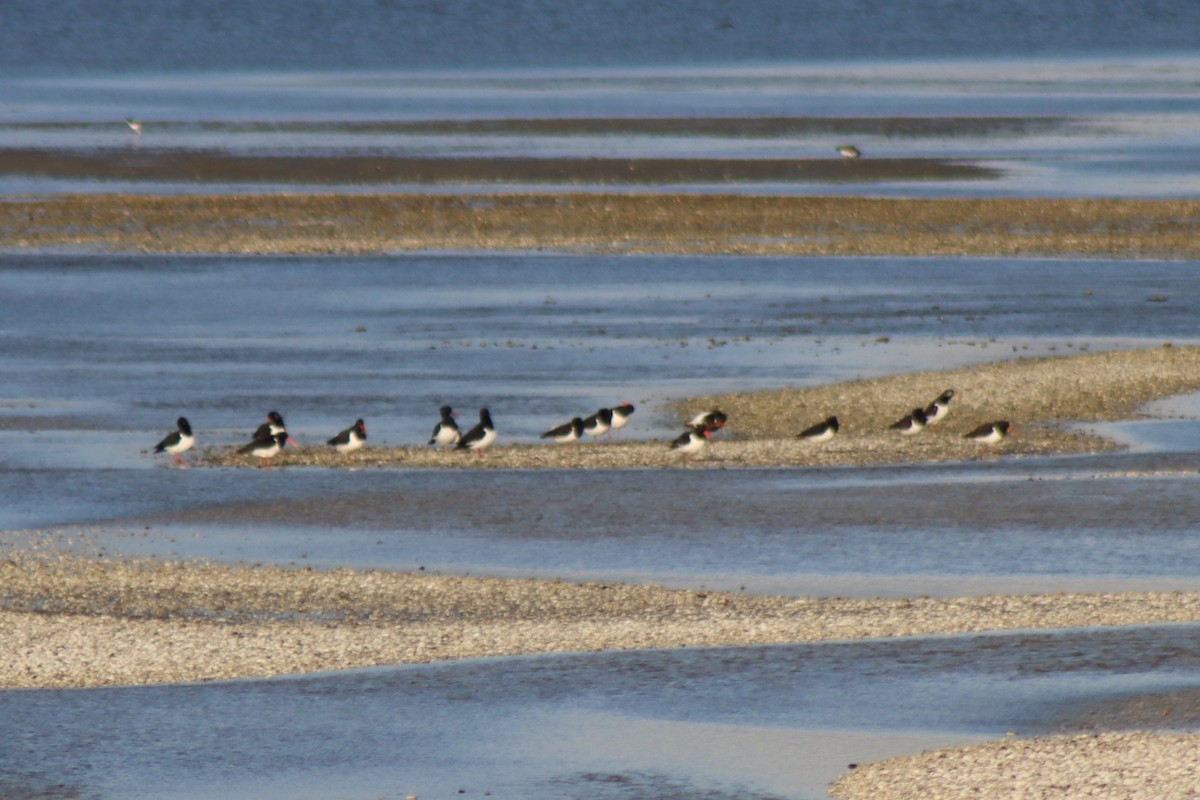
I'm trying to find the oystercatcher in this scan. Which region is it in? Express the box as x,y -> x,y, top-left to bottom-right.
671,425 -> 711,455
964,420 -> 1013,445
541,417 -> 585,443
798,415 -> 839,443
428,405 -> 461,448
252,410 -> 297,447
154,417 -> 195,464
688,409 -> 728,433
890,408 -> 928,435
238,430 -> 289,467
924,390 -> 956,427
456,408 -> 496,457
328,418 -> 366,453
609,403 -> 636,435
582,408 -> 613,438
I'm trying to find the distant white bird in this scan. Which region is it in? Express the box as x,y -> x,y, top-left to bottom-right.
126,118 -> 143,136
836,144 -> 861,159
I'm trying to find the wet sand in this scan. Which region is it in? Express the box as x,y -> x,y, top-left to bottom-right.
3,193 -> 1200,259
4,545 -> 1200,691
198,346 -> 1200,469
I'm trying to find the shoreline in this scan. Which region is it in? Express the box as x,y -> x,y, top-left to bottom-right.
3,193 -> 1200,258
195,346 -> 1200,469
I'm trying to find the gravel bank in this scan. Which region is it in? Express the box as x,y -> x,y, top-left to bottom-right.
3,548 -> 1200,690
830,732 -> 1200,800
3,194 -> 1199,258
197,346 -> 1200,469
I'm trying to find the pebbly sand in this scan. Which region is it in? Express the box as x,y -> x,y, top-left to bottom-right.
197,345 -> 1200,469
4,190 -> 1200,797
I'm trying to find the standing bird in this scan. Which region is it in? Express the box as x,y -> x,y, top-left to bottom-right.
154,416 -> 195,465
689,409 -> 728,433
582,407 -> 614,438
964,420 -> 1014,445
252,410 -> 297,447
890,407 -> 928,435
456,408 -> 496,457
541,417 -> 585,443
327,418 -> 367,453
609,402 -> 636,436
924,389 -> 956,427
798,415 -> 839,443
671,425 -> 711,456
836,144 -> 861,159
238,430 -> 289,468
428,405 -> 461,448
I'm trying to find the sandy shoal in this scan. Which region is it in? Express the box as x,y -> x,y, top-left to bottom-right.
3,193 -> 1200,259
199,345 -> 1200,469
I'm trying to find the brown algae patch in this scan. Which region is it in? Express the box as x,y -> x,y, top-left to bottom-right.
3,193 -> 1200,258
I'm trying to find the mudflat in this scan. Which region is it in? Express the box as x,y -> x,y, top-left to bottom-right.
3,193 -> 1199,259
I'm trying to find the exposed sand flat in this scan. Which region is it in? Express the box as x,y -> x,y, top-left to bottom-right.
3,549 -> 1200,690
197,346 -> 1200,469
830,731 -> 1200,800
3,193 -> 1200,259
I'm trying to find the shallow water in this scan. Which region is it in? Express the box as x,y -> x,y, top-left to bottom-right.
2,625 -> 1199,800
4,252 -> 1200,797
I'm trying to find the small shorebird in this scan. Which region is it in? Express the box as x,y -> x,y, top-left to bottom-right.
154,416 -> 195,464
238,430 -> 289,467
924,389 -> 956,427
541,417 -> 585,443
609,402 -> 636,435
890,408 -> 928,435
964,420 -> 1014,445
582,407 -> 613,438
836,144 -> 861,159
671,425 -> 711,456
798,415 -> 839,443
456,408 -> 496,457
689,409 -> 728,433
327,418 -> 366,453
428,405 -> 461,448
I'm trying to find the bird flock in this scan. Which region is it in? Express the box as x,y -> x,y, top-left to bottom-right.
153,391 -> 1013,467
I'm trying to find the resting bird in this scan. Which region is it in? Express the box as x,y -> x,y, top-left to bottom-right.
890,408 -> 928,435
798,415 -> 839,443
541,417 -> 585,444
327,418 -> 366,453
428,405 -> 461,448
154,417 -> 195,464
238,430 -> 289,468
456,408 -> 496,457
964,420 -> 1014,445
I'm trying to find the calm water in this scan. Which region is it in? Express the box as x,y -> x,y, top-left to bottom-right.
1,1 -> 1200,196
4,254 -> 1200,798
4,4 -> 1200,797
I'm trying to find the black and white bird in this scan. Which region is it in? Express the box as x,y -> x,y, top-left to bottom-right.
252,410 -> 297,447
671,425 -> 711,455
688,409 -> 728,433
154,416 -> 195,464
540,417 -> 585,443
798,415 -> 839,443
327,418 -> 366,453
609,403 -> 636,435
964,420 -> 1013,445
890,407 -> 928,435
456,408 -> 496,457
582,407 -> 614,438
923,389 -> 956,427
428,405 -> 461,448
238,430 -> 289,467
